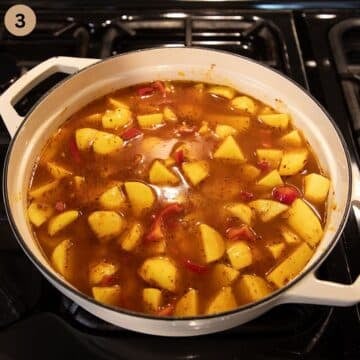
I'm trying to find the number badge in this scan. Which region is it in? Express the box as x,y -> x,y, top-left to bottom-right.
4,4 -> 36,37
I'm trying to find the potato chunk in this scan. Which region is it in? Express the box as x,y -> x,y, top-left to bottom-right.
51,239 -> 73,278
230,96 -> 256,114
225,203 -> 254,225
227,241 -> 252,270
48,210 -> 79,236
89,261 -> 118,285
92,285 -> 121,306
149,160 -> 179,185
208,85 -> 235,99
47,162 -> 72,179
215,124 -> 238,139
249,200 -> 288,222
75,128 -> 99,150
257,169 -> 283,188
143,288 -> 163,312
124,181 -> 155,216
213,136 -> 245,162
137,113 -> 164,128
241,164 -> 261,181
163,106 -> 177,122
206,287 -> 237,315
287,199 -> 323,247
199,224 -> 225,263
27,202 -> 53,227
279,149 -> 308,176
258,113 -> 289,129
102,108 -> 132,129
266,242 -> 314,287
99,185 -> 126,210
235,275 -> 271,303
212,264 -> 239,288
280,225 -> 301,244
93,132 -> 123,155
304,173 -> 330,203
279,130 -> 302,147
174,289 -> 199,316
107,97 -> 129,110
266,242 -> 286,259
29,180 -> 59,199
119,223 -> 143,251
256,149 -> 283,169
139,257 -> 179,292
88,211 -> 124,241
182,160 -> 209,186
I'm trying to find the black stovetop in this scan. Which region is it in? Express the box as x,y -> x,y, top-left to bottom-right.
0,3 -> 359,360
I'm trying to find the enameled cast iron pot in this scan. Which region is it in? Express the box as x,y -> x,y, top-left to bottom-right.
0,48 -> 359,336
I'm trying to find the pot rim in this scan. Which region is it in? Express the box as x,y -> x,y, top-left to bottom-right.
2,47 -> 353,322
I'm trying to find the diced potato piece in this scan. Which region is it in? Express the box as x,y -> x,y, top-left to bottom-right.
256,149 -> 283,169
27,202 -> 53,227
143,288 -> 163,312
88,211 -> 124,241
304,173 -> 330,203
287,199 -> 323,247
249,200 -> 288,222
199,224 -> 225,263
164,157 -> 176,167
92,285 -> 121,306
84,113 -> 102,123
207,114 -> 250,133
198,121 -> 210,135
75,128 -> 99,150
99,185 -> 126,210
74,176 -> 85,189
259,113 -> 289,129
182,160 -> 209,186
102,108 -> 132,129
29,180 -> 59,199
120,223 -> 143,251
279,130 -> 302,147
137,113 -> 164,128
213,136 -> 245,162
174,289 -> 199,316
278,149 -> 308,176
227,241 -> 252,270
51,239 -> 73,277
163,106 -> 177,122
48,210 -> 79,236
124,181 -> 156,216
235,275 -> 271,303
139,257 -> 179,292
225,203 -> 254,225
266,242 -> 286,259
257,169 -> 283,188
89,261 -> 118,285
107,97 -> 129,110
266,242 -> 314,287
241,164 -> 261,181
215,124 -> 238,139
47,162 -> 72,179
93,132 -> 123,155
280,225 -> 301,244
230,96 -> 256,114
206,287 -> 237,315
212,264 -> 239,288
208,85 -> 236,99
149,160 -> 179,185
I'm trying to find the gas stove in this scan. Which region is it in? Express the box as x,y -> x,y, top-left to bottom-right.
0,2 -> 359,359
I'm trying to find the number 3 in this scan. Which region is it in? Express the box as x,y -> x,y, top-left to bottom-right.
15,13 -> 25,28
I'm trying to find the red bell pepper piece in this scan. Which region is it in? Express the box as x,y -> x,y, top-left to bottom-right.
99,274 -> 116,287
173,149 -> 185,165
121,127 -> 143,141
153,80 -> 166,97
257,160 -> 270,172
157,303 -> 175,316
137,86 -> 154,97
272,185 -> 300,205
184,259 -> 208,274
239,190 -> 254,202
69,137 -> 81,163
226,224 -> 257,242
55,201 -> 66,212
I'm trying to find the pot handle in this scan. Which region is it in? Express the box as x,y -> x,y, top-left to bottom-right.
281,162 -> 360,306
0,56 -> 99,138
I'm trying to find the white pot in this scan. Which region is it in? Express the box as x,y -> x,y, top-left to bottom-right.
0,48 -> 359,337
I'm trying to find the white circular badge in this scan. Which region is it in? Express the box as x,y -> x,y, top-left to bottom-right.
4,4 -> 37,37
